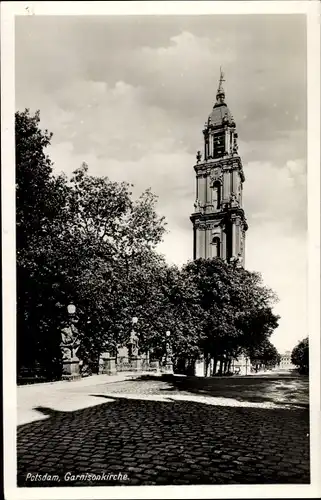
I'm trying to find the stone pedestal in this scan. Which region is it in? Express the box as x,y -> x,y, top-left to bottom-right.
103,357 -> 117,375
130,357 -> 142,371
195,359 -> 205,377
163,360 -> 174,375
62,357 -> 81,381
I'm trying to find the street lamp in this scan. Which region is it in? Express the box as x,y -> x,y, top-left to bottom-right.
67,303 -> 76,315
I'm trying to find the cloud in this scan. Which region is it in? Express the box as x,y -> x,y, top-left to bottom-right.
244,158 -> 307,234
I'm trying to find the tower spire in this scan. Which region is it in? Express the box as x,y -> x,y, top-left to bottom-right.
216,66 -> 225,104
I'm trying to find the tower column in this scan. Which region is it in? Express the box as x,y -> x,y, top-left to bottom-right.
225,128 -> 229,155
222,226 -> 227,260
232,220 -> 237,257
206,175 -> 211,207
223,171 -> 229,199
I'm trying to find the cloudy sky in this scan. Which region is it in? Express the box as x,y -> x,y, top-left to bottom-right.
15,14 -> 307,353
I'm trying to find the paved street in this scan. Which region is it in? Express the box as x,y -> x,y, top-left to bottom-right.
17,373 -> 310,486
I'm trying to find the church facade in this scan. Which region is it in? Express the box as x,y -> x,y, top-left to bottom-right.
190,70 -> 248,266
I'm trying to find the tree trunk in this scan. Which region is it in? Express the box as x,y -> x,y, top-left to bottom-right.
227,358 -> 232,374
223,358 -> 228,375
213,356 -> 218,375
204,355 -> 208,377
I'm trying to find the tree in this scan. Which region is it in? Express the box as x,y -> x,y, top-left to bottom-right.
183,258 -> 280,376
16,109 -> 70,377
247,339 -> 281,372
291,337 -> 309,374
56,164 -> 167,367
16,110 -> 169,377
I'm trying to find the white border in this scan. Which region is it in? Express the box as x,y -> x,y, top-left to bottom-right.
1,1 -> 320,499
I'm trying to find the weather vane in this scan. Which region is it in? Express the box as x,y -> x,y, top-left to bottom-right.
219,66 -> 225,87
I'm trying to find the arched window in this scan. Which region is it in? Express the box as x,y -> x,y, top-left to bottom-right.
212,181 -> 221,210
212,237 -> 221,258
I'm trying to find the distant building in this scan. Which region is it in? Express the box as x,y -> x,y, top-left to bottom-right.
279,350 -> 296,370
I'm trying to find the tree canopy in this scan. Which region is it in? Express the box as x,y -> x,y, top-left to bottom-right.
291,337 -> 309,374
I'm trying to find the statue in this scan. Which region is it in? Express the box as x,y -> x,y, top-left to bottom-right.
194,199 -> 202,212
60,322 -> 80,360
233,137 -> 238,153
128,329 -> 139,357
196,150 -> 202,163
230,192 -> 239,207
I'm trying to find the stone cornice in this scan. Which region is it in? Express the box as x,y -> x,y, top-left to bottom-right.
194,155 -> 245,182
191,207 -> 248,231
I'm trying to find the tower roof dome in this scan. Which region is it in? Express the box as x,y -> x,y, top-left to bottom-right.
208,104 -> 234,127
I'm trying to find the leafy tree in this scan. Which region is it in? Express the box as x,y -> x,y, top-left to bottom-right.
16,110 -> 168,377
291,337 -> 309,374
247,339 -> 281,372
16,109 -> 69,377
183,258 -> 280,376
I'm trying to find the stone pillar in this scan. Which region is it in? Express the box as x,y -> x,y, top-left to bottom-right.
225,128 -> 229,155
62,358 -> 81,381
223,171 -> 230,199
199,176 -> 206,205
195,359 -> 205,377
104,357 -> 117,375
130,356 -> 142,372
163,357 -> 174,375
206,175 -> 211,206
222,226 -> 227,260
197,228 -> 206,259
196,229 -> 200,259
243,231 -> 246,266
204,228 -> 208,258
229,130 -> 234,154
232,221 -> 236,257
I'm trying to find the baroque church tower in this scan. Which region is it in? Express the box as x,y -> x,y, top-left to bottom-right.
190,69 -> 248,265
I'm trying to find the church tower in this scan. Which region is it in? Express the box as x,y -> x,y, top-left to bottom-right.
190,69 -> 248,265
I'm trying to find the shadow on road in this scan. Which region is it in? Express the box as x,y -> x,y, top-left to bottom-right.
132,374 -> 309,408
17,393 -> 310,488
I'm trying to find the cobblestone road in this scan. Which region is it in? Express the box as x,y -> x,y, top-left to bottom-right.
17,376 -> 310,486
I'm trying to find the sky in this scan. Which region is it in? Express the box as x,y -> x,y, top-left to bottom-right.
15,14 -> 307,353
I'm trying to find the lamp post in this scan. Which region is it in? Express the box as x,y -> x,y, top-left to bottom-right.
60,303 -> 81,380
164,330 -> 174,375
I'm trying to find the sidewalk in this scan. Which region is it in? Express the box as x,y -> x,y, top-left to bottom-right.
17,371 -> 157,426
